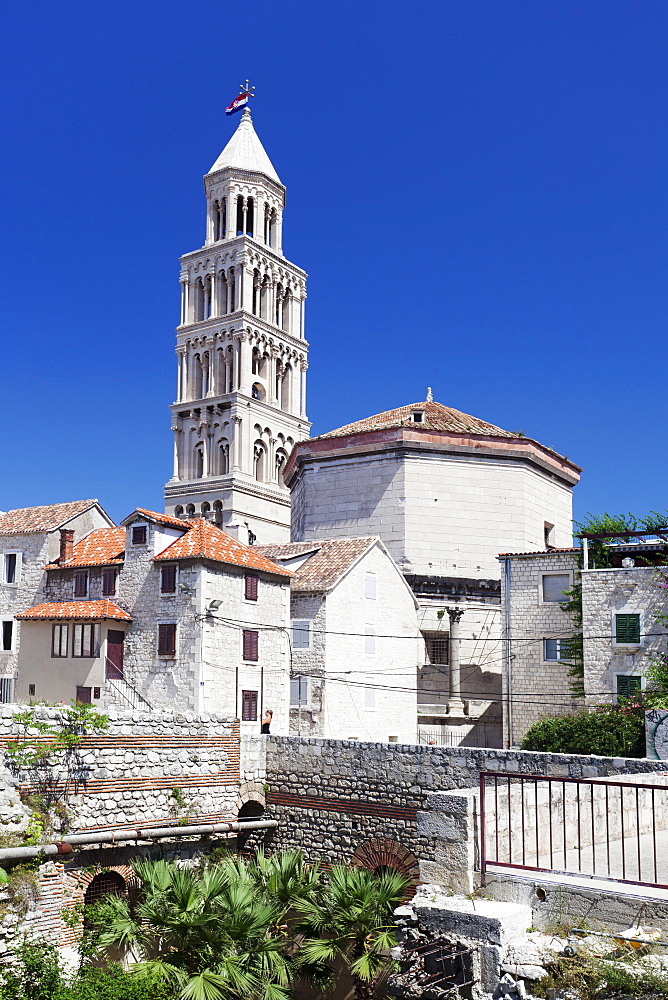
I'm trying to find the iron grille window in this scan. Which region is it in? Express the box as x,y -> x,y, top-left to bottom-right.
0,678 -> 13,703
74,571 -> 88,598
244,574 -> 258,601
615,614 -> 641,645
72,624 -> 96,658
1,621 -> 12,652
158,624 -> 177,656
102,569 -> 116,596
243,629 -> 259,661
161,565 -> 177,594
52,624 -> 68,658
617,675 -> 642,697
131,525 -> 147,545
241,689 -> 258,721
423,632 -> 449,665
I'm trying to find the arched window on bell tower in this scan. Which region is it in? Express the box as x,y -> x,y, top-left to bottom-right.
247,197 -> 254,237
194,443 -> 204,479
236,195 -> 244,235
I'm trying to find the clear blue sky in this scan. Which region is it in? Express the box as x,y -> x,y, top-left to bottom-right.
1,0 -> 667,528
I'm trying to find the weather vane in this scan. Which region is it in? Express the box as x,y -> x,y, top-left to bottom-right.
226,81 -> 256,117
239,80 -> 256,99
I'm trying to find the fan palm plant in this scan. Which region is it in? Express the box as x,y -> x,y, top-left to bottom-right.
295,865 -> 409,1000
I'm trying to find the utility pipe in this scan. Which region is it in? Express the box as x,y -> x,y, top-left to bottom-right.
0,819 -> 277,863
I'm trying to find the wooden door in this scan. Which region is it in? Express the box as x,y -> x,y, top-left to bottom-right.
106,630 -> 124,679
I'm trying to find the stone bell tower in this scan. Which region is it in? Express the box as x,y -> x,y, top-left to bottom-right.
164,103 -> 309,544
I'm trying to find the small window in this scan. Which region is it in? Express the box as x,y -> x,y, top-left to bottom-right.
93,686 -> 101,699
102,569 -> 116,596
541,574 -> 571,603
292,620 -> 311,650
52,624 -> 69,658
72,623 -> 96,658
0,678 -> 13,703
412,411 -> 424,424
364,626 -> 376,655
423,631 -> 449,665
161,565 -> 177,595
27,683 -> 35,698
132,525 -> 147,546
615,613 -> 641,646
4,553 -> 18,585
543,638 -> 572,661
544,522 -> 555,548
74,570 -> 88,598
243,629 -> 259,661
364,677 -> 376,709
617,675 -> 642,697
1,621 -> 13,652
241,689 -> 258,721
365,573 -> 377,600
158,623 -> 177,656
290,675 -> 308,706
244,574 -> 258,601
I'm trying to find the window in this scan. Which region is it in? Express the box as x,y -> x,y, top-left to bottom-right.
241,689 -> 258,721
544,522 -> 555,548
158,624 -> 177,657
543,638 -> 572,661
541,574 -> 571,603
423,631 -> 449,665
161,565 -> 177,595
290,675 -> 308,706
244,573 -> 258,601
615,613 -> 641,646
292,620 -> 311,650
74,570 -> 88,598
364,677 -> 376,709
617,675 -> 642,697
412,411 -> 424,424
52,624 -> 69,658
1,621 -> 13,653
28,683 -> 35,698
102,569 -> 116,596
243,629 -> 259,661
364,627 -> 376,655
72,624 -> 96,658
131,525 -> 147,546
365,573 -> 377,600
0,679 -> 13,703
4,553 -> 19,585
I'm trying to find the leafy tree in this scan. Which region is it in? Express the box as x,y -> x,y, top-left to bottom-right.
0,940 -> 63,1000
520,704 -> 645,757
295,865 -> 409,1000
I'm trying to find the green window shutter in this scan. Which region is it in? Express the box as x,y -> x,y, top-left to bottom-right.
615,614 -> 641,644
617,675 -> 642,697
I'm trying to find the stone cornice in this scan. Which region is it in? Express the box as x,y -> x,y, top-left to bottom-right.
169,395 -> 310,431
164,476 -> 291,508
175,311 -> 309,353
404,574 -> 502,600
179,238 -> 307,279
284,426 -> 581,489
204,166 -> 285,200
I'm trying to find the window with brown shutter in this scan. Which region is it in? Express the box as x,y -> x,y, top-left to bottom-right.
243,629 -> 259,661
132,525 -> 147,546
241,690 -> 258,721
158,623 -> 177,656
161,565 -> 177,594
74,571 -> 88,597
244,573 -> 258,601
102,569 -> 116,596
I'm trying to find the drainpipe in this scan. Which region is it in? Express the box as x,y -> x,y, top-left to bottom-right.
503,557 -> 513,747
0,818 -> 277,863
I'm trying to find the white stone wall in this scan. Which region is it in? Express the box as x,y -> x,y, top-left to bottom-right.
501,552 -> 580,746
582,567 -> 668,706
289,593 -> 326,736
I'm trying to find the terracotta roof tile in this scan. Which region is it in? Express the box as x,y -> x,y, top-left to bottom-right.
257,537 -> 377,592
16,600 -> 132,622
498,548 -> 579,558
47,527 -> 126,569
317,401 -> 514,440
0,500 -> 100,535
154,519 -> 292,577
125,508 -> 190,529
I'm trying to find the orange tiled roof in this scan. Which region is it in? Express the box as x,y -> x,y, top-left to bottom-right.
499,548 -> 579,558
15,600 -> 132,622
257,537 -> 377,592
0,500 -> 100,535
317,400 -> 515,441
125,508 -> 189,529
47,527 -> 126,569
154,518 -> 292,577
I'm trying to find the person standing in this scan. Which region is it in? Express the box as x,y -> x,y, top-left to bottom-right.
261,709 -> 273,734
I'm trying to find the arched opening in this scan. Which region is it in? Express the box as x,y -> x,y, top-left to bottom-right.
195,278 -> 206,322
236,195 -> 244,235
186,504 -> 196,516
281,289 -> 290,331
252,347 -> 262,375
84,871 -> 127,909
192,355 -> 203,399
351,839 -> 420,901
194,444 -> 204,479
275,449 -> 288,486
246,197 -> 254,237
251,382 -> 266,402
281,364 -> 292,411
253,442 -> 267,482
213,500 -> 223,524
236,800 -> 265,851
225,346 -> 235,391
174,505 -> 184,518
252,269 -> 260,316
229,268 -> 235,312
218,198 -> 226,240
220,272 -> 228,314
268,210 -> 276,248
200,502 -> 211,517
260,277 -> 269,321
216,440 -> 229,475
275,284 -> 283,326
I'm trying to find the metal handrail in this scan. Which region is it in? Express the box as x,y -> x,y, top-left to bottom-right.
104,657 -> 153,711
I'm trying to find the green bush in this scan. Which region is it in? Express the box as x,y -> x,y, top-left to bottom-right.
0,941 -> 62,1000
63,965 -> 175,1000
520,704 -> 645,757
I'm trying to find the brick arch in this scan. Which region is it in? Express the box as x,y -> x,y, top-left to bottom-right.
351,838 -> 420,899
236,780 -> 266,817
68,863 -> 141,894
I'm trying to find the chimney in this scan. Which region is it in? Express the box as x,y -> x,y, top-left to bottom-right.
59,529 -> 74,564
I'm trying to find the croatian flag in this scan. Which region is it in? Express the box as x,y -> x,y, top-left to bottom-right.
226,92 -> 249,116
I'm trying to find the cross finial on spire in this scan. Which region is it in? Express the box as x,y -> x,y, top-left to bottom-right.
426,387 -> 433,402
240,79 -> 256,98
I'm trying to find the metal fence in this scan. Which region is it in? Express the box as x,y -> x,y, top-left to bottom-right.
480,771 -> 668,893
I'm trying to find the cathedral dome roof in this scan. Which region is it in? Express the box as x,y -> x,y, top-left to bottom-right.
208,109 -> 282,184
316,400 -> 515,440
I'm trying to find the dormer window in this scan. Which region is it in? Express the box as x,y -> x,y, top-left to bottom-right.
412,411 -> 424,424
132,525 -> 147,546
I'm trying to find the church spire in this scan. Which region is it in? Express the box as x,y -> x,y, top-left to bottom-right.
208,107 -> 282,185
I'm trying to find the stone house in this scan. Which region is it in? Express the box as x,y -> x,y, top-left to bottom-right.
14,508 -> 292,729
0,500 -> 115,701
256,537 -> 420,744
284,398 -> 581,747
499,533 -> 668,745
